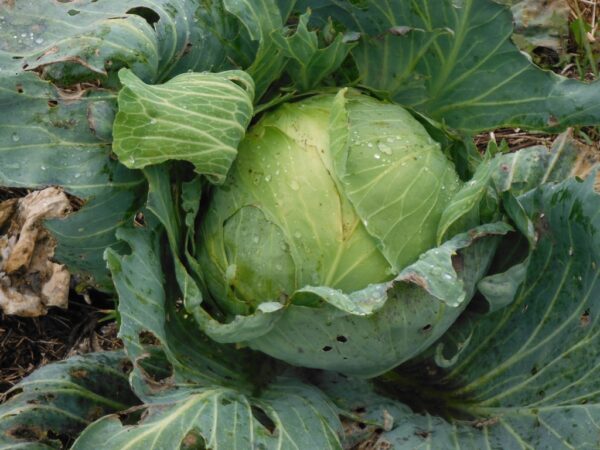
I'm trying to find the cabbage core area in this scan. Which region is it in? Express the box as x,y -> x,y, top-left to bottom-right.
198,92 -> 461,316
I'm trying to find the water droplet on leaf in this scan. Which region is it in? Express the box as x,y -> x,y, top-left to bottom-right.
378,143 -> 392,155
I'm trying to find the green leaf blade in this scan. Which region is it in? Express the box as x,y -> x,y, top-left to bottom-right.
0,351 -> 138,450
113,69 -> 254,184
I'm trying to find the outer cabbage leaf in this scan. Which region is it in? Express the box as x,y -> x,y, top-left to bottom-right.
246,222 -> 509,377
304,0 -> 600,132
0,0 -> 243,84
0,71 -> 146,289
0,351 -> 138,450
477,132 -> 598,310
324,171 -> 600,449
96,220 -> 344,450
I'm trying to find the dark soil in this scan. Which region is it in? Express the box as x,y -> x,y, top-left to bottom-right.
0,296 -> 122,392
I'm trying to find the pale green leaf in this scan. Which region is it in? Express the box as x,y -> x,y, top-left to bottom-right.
113,69 -> 254,184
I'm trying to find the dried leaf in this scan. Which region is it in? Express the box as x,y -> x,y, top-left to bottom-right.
0,188 -> 72,317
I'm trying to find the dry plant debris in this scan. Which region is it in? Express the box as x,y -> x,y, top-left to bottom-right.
0,187 -> 72,317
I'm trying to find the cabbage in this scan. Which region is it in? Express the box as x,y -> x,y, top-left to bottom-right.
196,90 -> 504,377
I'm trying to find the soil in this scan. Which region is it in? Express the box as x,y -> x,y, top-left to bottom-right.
0,296 -> 122,392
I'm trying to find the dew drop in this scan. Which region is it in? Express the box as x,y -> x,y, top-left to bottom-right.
35,37 -> 44,44
367,143 -> 373,148
149,118 -> 157,125
264,175 -> 272,182
225,264 -> 237,283
290,180 -> 300,191
41,165 -> 46,171
11,133 -> 19,142
374,153 -> 381,160
378,142 -> 392,155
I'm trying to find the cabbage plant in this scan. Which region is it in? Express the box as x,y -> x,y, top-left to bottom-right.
0,0 -> 599,449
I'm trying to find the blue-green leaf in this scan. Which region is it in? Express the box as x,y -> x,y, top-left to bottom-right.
307,0 -> 600,132
0,351 -> 138,450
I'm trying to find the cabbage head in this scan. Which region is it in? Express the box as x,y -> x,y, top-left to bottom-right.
197,89 -> 505,377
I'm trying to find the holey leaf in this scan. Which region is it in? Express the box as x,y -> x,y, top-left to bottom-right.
0,0 -> 245,85
0,71 -> 146,289
0,0 -> 245,287
0,351 -> 139,450
337,172 -> 600,449
96,222 -> 344,450
113,69 -> 255,183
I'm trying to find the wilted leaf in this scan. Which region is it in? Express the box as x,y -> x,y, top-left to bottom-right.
0,188 -> 71,317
